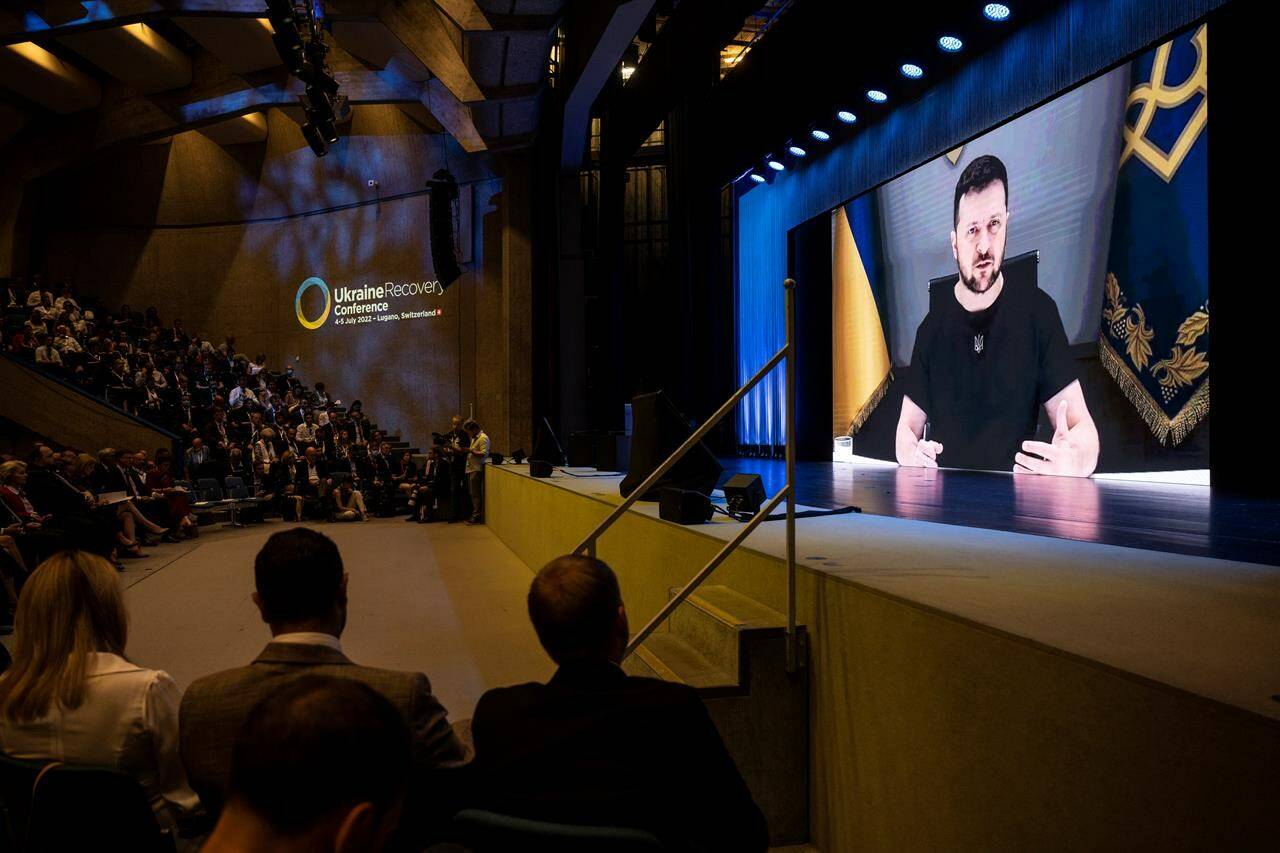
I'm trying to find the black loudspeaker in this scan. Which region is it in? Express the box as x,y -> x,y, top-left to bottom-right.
659,488 -> 712,525
428,169 -> 461,288
529,460 -> 553,478
620,391 -> 723,501
722,473 -> 766,516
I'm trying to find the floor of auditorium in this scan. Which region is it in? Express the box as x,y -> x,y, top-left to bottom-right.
5,519 -> 556,721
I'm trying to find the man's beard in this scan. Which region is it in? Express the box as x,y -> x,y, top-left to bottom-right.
960,254 -> 1002,294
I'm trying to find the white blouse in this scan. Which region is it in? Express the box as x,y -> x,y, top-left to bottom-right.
0,652 -> 200,828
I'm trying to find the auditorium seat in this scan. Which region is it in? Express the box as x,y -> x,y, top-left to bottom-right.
0,754 -> 176,852
223,477 -> 267,523
449,808 -> 664,852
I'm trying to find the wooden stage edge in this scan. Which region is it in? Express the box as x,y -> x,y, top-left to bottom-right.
486,463 -> 1279,850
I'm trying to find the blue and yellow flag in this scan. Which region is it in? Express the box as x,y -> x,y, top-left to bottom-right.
833,195 -> 892,437
1100,24 -> 1209,445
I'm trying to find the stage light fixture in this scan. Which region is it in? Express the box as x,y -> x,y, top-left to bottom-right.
837,110 -> 857,124
938,35 -> 964,52
788,144 -> 807,157
984,3 -> 1011,21
749,171 -> 767,183
866,89 -> 888,103
767,158 -> 786,171
301,122 -> 328,157
901,63 -> 924,79
810,128 -> 831,141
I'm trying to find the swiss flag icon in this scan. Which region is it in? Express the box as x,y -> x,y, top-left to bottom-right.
437,308 -> 444,316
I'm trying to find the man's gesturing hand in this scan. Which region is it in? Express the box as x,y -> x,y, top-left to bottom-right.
1014,400 -> 1088,476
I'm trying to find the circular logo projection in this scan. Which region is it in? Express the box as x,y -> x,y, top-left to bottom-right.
295,277 -> 331,330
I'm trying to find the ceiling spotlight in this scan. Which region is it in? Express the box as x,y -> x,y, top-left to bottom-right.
984,3 -> 1011,21
938,35 -> 964,52
301,122 -> 328,157
810,128 -> 831,141
837,110 -> 857,124
767,158 -> 786,171
901,63 -> 924,79
866,89 -> 888,103
749,172 -> 767,183
788,144 -> 807,157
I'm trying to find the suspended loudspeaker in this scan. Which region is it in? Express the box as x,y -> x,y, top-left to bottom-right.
428,169 -> 462,289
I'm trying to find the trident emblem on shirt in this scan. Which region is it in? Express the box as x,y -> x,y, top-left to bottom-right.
973,334 -> 984,356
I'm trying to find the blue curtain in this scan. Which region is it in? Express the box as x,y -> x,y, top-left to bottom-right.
733,0 -> 1224,447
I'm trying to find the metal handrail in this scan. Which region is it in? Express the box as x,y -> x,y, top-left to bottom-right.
576,279 -> 800,673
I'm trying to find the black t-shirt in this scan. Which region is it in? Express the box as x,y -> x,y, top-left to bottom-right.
904,265 -> 1077,472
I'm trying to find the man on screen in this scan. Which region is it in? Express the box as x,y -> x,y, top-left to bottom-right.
894,154 -> 1100,476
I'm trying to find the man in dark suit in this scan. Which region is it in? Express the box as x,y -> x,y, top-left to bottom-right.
469,555 -> 768,852
199,676 -> 411,853
180,528 -> 466,823
23,445 -> 114,557
296,446 -> 330,499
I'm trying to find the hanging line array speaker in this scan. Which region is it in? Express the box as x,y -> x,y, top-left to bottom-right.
428,169 -> 461,288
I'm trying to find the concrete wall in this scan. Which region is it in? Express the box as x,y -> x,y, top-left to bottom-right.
17,106 -> 532,453
0,356 -> 175,458
485,466 -> 1279,852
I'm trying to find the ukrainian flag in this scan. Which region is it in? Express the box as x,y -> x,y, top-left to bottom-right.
832,195 -> 892,438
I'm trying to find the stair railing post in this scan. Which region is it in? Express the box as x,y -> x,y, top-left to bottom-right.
784,277 -> 798,674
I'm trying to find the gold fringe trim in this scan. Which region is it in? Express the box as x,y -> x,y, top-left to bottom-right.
845,371 -> 893,437
1099,336 -> 1209,446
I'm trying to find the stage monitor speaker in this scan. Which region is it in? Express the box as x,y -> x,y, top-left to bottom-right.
529,459 -> 553,478
428,170 -> 461,288
722,473 -> 766,516
620,391 -> 723,501
658,488 -> 712,525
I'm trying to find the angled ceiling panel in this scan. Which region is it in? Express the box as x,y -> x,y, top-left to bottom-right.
0,41 -> 101,113
174,16 -> 281,76
59,23 -> 191,94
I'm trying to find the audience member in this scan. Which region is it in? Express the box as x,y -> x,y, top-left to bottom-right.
0,551 -> 201,833
469,554 -> 767,851
199,676 -> 410,853
179,528 -> 465,817
331,479 -> 369,522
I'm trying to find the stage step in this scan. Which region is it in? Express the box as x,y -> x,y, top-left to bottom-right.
669,584 -> 788,683
623,584 -> 809,846
629,633 -> 737,691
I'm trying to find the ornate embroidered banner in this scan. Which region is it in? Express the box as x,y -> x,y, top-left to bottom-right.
1100,24 -> 1209,446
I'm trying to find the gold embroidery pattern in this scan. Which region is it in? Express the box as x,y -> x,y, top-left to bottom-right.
1100,273 -> 1209,445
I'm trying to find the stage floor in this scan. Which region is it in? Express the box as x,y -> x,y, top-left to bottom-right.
504,464 -> 1280,721
716,457 -> 1280,567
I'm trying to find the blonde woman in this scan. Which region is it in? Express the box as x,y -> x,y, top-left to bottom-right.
0,551 -> 200,831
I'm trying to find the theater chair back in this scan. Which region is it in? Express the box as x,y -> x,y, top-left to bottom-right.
0,754 -> 174,852
450,809 -> 664,852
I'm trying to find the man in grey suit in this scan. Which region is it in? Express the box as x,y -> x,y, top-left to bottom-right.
180,527 -> 466,823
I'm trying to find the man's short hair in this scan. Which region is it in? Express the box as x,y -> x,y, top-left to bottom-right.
527,555 -> 623,663
462,419 -> 479,432
254,528 -> 343,624
228,676 -> 410,837
953,154 -> 1008,226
